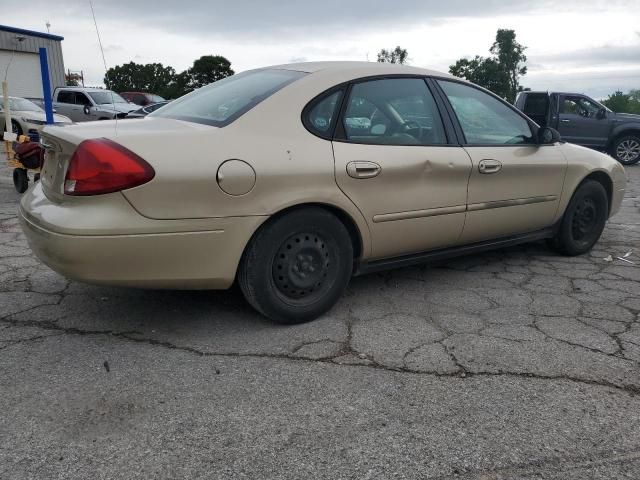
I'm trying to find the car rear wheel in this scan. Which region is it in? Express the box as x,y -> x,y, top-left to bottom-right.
13,168 -> 29,194
11,120 -> 23,138
613,135 -> 640,165
550,180 -> 608,256
238,208 -> 353,324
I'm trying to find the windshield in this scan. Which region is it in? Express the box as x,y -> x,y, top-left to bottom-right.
150,94 -> 165,103
8,98 -> 43,112
88,91 -> 129,105
151,68 -> 306,127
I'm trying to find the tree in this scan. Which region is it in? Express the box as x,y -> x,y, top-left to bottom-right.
602,90 -> 640,114
449,29 -> 527,102
104,62 -> 176,97
186,55 -> 234,90
103,55 -> 235,100
161,71 -> 191,99
490,29 -> 527,102
377,46 -> 408,64
449,56 -> 509,98
602,91 -> 631,112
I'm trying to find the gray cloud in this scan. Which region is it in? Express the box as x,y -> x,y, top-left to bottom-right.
531,44 -> 640,69
32,0 -> 640,40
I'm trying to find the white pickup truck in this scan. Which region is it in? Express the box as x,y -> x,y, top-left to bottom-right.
46,87 -> 139,122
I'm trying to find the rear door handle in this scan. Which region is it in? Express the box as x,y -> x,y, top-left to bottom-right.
346,161 -> 381,179
478,159 -> 502,174
560,119 -> 570,124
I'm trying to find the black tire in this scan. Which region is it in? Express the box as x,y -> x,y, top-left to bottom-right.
11,120 -> 23,138
238,208 -> 353,324
13,168 -> 29,194
612,135 -> 640,165
551,180 -> 608,256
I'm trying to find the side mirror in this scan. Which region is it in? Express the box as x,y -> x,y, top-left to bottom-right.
83,105 -> 91,115
596,108 -> 607,120
538,127 -> 561,145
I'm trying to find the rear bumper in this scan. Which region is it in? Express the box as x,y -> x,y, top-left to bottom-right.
19,183 -> 266,289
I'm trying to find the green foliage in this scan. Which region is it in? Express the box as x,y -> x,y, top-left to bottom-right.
602,90 -> 640,114
187,55 -> 234,90
105,62 -> 176,97
161,71 -> 191,100
377,47 -> 409,64
449,56 -> 509,98
65,78 -> 79,87
449,29 -> 527,102
104,55 -> 234,100
490,29 -> 527,102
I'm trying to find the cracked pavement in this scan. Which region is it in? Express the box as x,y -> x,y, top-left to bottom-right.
1,156 -> 639,479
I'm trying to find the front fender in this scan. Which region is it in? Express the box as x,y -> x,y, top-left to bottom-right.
554,143 -> 625,222
611,122 -> 640,144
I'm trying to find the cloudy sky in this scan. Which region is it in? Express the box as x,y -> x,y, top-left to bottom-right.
4,0 -> 639,99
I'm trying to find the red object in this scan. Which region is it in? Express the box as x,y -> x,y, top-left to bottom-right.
15,142 -> 45,170
64,138 -> 155,196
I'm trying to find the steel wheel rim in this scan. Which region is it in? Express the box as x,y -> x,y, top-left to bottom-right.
272,232 -> 333,302
571,197 -> 598,241
617,139 -> 640,163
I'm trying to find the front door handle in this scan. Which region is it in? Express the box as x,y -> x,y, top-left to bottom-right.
346,161 -> 381,179
478,159 -> 502,174
560,119 -> 570,124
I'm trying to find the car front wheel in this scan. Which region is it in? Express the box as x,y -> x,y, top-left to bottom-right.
550,180 -> 608,256
613,135 -> 640,165
238,207 -> 353,324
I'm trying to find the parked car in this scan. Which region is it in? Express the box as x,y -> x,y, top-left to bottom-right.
126,101 -> 170,118
0,96 -> 71,141
515,91 -> 640,165
120,92 -> 166,106
48,87 -> 139,122
20,62 -> 625,324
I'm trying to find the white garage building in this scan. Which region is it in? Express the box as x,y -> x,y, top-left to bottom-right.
0,24 -> 65,99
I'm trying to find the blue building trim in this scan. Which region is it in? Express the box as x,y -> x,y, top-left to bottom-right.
39,48 -> 54,124
0,24 -> 64,42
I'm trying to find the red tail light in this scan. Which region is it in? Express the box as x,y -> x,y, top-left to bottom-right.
64,138 -> 155,196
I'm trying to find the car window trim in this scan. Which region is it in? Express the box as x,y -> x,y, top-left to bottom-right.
301,83 -> 348,140
331,74 -> 456,147
433,78 -> 542,148
426,77 -> 465,145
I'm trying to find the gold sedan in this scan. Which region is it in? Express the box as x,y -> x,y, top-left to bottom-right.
19,62 -> 626,323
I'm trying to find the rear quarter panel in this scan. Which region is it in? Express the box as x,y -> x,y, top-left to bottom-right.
115,71 -> 374,257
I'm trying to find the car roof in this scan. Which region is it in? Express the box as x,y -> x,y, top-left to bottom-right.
56,86 -> 113,92
268,61 -> 455,79
523,91 -> 592,97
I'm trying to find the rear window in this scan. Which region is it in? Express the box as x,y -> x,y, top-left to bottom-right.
151,69 -> 307,127
523,94 -> 549,116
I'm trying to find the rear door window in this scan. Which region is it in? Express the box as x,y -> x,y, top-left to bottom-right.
340,78 -> 447,146
56,91 -> 74,104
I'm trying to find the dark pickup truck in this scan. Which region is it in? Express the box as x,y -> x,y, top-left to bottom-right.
515,91 -> 640,165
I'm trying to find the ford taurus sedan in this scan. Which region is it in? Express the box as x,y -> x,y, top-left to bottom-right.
19,62 -> 626,323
